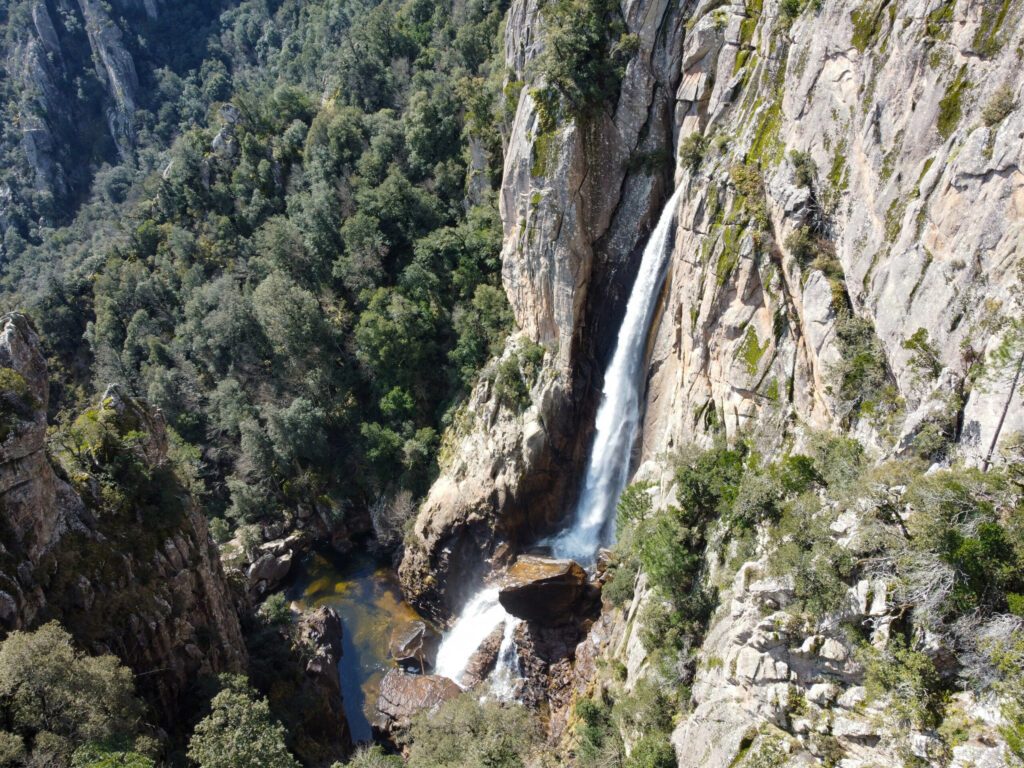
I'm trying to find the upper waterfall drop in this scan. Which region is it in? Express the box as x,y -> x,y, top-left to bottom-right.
552,184 -> 683,563
433,182 -> 682,686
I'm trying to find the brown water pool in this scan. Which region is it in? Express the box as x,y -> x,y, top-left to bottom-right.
286,548 -> 423,743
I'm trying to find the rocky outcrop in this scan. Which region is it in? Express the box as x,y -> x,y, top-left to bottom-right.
497,556 -> 589,624
293,607 -> 353,762
373,669 -> 461,745
0,313 -> 246,731
460,622 -> 505,688
78,0 -> 140,156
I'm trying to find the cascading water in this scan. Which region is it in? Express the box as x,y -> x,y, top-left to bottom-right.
489,618 -> 523,699
433,183 -> 682,688
433,588 -> 506,684
552,183 -> 683,562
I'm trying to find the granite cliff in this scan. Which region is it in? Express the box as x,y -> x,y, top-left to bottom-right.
402,0 -> 1024,765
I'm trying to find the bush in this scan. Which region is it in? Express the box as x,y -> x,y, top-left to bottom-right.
625,733 -> 675,768
679,133 -> 709,170
260,593 -> 293,625
406,694 -> 540,768
339,745 -> 403,768
860,636 -> 944,731
830,314 -> 901,428
603,557 -> 639,607
770,494 -> 853,617
982,84 -> 1016,127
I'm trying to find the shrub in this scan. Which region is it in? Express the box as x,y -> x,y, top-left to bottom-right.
902,327 -> 941,379
260,593 -> 293,625
625,733 -> 675,768
406,694 -> 540,768
789,150 -> 816,188
208,517 -> 231,544
830,314 -> 901,428
982,84 -> 1016,127
603,558 -> 639,607
860,636 -> 944,731
679,133 -> 709,170
339,745 -> 403,768
770,494 -> 853,617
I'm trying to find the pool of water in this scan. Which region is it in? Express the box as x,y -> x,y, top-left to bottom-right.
286,548 -> 424,743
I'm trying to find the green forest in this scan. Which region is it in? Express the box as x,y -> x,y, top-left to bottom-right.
2,0 -> 519,536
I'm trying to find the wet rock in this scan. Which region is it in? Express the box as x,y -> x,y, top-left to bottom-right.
389,620 -> 440,671
374,669 -> 461,745
460,622 -> 505,688
497,556 -> 588,624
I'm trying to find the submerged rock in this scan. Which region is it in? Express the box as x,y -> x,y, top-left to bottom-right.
498,556 -> 588,624
373,669 -> 461,745
389,620 -> 441,671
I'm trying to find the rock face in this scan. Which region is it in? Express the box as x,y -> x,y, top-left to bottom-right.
407,0 -> 1024,762
373,669 -> 461,744
497,556 -> 589,624
294,607 -> 353,761
0,313 -> 246,731
400,0 -> 690,622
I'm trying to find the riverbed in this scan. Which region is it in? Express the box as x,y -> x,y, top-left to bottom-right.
286,548 -> 423,743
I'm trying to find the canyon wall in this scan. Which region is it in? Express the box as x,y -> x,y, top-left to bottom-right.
0,312 -> 247,729
406,0 -> 1024,764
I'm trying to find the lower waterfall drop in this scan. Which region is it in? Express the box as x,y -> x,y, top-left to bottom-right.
434,183 -> 682,687
433,588 -> 506,684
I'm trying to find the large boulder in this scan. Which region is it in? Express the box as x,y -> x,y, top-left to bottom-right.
389,620 -> 441,671
373,669 -> 461,745
497,556 -> 588,624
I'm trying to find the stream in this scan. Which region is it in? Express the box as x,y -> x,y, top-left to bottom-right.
286,548 -> 423,743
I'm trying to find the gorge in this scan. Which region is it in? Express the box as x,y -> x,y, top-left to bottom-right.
1,0 -> 1024,767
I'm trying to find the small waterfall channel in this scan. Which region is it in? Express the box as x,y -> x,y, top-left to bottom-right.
434,184 -> 683,691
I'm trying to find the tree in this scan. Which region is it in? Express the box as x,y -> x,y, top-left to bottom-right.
187,675 -> 299,768
0,623 -> 145,761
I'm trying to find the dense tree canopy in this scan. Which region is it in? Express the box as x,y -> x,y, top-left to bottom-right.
2,0 -> 517,541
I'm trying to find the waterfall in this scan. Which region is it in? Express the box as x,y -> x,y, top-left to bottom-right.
433,184 -> 681,686
433,588 -> 506,684
552,184 -> 682,563
489,617 -> 523,699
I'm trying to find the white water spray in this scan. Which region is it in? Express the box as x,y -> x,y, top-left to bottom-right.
433,588 -> 506,685
434,184 -> 682,685
552,184 -> 682,562
489,617 -> 523,699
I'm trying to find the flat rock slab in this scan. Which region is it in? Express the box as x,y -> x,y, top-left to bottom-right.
374,669 -> 460,742
498,555 -> 587,623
